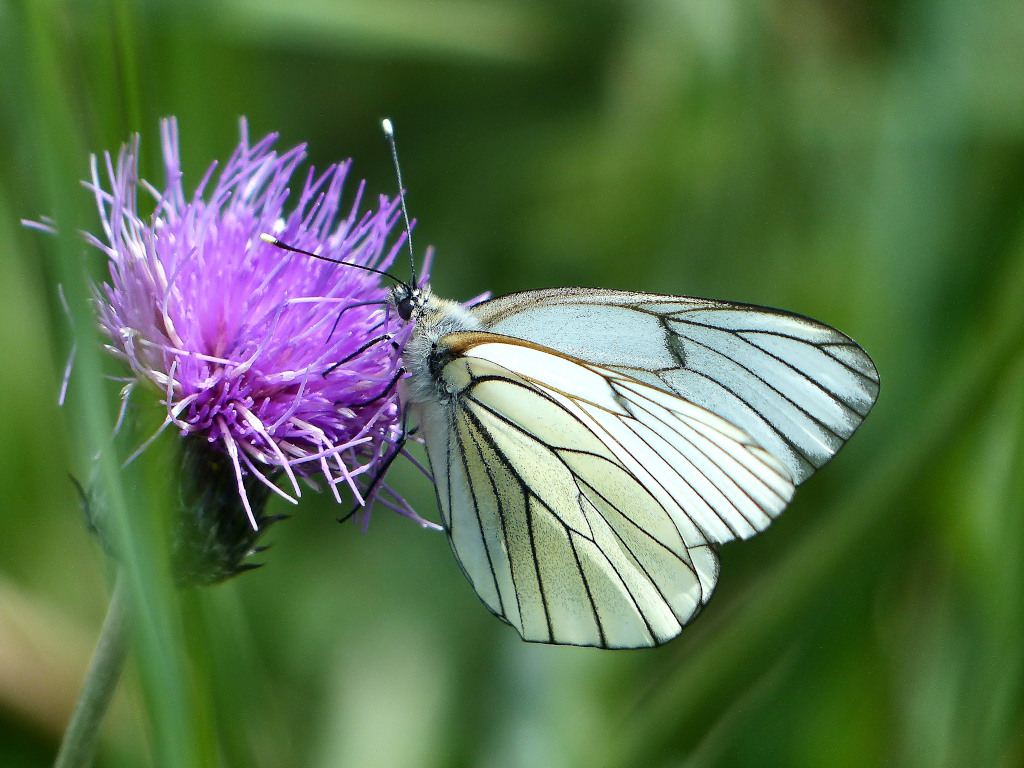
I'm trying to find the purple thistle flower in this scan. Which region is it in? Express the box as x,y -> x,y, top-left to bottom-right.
85,117 -> 431,534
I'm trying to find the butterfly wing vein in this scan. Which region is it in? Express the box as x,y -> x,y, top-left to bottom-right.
429,345 -> 797,648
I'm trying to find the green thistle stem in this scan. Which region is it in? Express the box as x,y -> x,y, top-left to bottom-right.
54,573 -> 130,768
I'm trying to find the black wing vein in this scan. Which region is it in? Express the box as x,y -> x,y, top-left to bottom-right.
679,332 -> 849,443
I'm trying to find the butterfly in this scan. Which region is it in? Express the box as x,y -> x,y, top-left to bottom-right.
391,282 -> 879,648
263,122 -> 878,648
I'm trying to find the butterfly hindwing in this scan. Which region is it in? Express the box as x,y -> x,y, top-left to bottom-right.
423,333 -> 797,647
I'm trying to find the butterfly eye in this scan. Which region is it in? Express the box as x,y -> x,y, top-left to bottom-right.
396,290 -> 418,322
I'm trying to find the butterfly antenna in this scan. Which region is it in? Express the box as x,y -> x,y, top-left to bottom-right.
382,119 -> 417,288
259,234 -> 410,292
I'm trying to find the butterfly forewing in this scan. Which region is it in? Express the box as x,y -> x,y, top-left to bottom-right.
471,288 -> 880,484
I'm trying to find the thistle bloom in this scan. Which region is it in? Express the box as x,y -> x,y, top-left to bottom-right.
86,118 -> 429,537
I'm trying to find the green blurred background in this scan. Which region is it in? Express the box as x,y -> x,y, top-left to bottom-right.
3,0 -> 1024,766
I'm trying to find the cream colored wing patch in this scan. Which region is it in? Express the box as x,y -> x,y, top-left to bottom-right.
426,334 -> 795,648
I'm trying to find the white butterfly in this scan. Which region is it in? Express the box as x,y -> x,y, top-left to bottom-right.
393,283 -> 879,648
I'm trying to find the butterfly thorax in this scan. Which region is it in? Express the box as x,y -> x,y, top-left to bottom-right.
391,284 -> 483,407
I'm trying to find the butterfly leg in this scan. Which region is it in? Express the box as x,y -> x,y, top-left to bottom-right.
340,366 -> 406,408
324,333 -> 394,375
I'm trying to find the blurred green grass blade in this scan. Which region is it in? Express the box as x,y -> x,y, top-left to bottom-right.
20,1 -> 212,765
213,0 -> 554,62
977,373 -> 1024,764
915,353 -> 1024,766
675,649 -> 800,768
109,0 -> 146,136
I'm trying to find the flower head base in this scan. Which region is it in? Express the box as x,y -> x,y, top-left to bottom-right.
87,118 -> 428,531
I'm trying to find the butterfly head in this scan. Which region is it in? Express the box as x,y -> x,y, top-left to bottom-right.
390,282 -> 425,323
